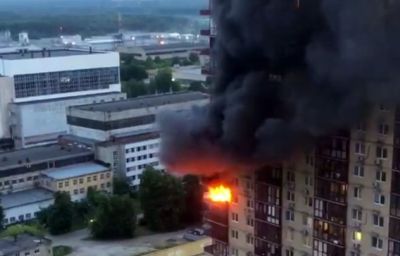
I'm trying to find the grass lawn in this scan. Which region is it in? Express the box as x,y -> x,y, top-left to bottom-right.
53,245 -> 72,256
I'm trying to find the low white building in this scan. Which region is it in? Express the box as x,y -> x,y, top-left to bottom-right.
1,188 -> 54,225
66,92 -> 209,188
9,92 -> 126,148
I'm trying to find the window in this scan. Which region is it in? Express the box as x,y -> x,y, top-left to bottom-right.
305,175 -> 313,186
287,171 -> 295,182
378,123 -> 389,135
353,165 -> 364,177
372,235 -> 383,249
285,249 -> 294,256
286,228 -> 294,241
352,231 -> 362,242
19,178 -> 24,183
246,234 -> 254,244
231,212 -> 239,222
73,179 -> 77,185
87,176 -> 91,182
374,193 -> 385,205
357,122 -> 366,131
79,178 -> 83,184
355,142 -> 366,155
231,229 -> 239,239
80,188 -> 85,194
25,213 -> 31,219
376,146 -> 388,159
125,149 -> 129,154
27,176 -> 32,181
106,172 -> 111,178
373,214 -> 384,227
376,170 -> 386,182
287,191 -> 295,201
352,208 -> 362,221
106,182 -> 111,187
246,199 -> 254,208
305,196 -> 313,207
354,187 -> 362,199
233,194 -> 238,204
231,248 -> 238,256
58,182 -> 63,188
285,210 -> 295,221
93,175 -> 97,181
101,183 -> 105,189
246,217 -> 254,227
65,181 -> 69,187
74,189 -> 78,195
10,217 -> 15,223
100,173 -> 104,179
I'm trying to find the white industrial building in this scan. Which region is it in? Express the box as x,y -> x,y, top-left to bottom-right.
0,48 -> 124,148
65,92 -> 209,189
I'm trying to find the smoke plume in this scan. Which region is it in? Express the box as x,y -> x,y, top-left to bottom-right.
159,0 -> 400,175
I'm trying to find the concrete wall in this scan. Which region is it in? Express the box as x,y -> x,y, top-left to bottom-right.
0,76 -> 14,138
0,171 -> 41,194
10,93 -> 126,148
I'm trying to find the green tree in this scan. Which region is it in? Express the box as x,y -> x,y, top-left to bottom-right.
1,224 -> 44,241
182,175 -> 203,224
0,206 -> 4,230
90,195 -> 136,239
120,64 -> 148,81
188,52 -> 200,64
122,80 -> 148,98
152,68 -> 182,93
139,167 -> 185,231
47,192 -> 74,235
113,176 -> 131,196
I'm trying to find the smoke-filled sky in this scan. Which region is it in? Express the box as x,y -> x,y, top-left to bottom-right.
159,0 -> 400,175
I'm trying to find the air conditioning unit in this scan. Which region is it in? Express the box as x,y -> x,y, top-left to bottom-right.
353,243 -> 361,251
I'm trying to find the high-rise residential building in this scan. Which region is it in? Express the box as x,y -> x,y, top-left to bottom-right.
201,0 -> 399,255
200,0 -> 216,77
204,105 -> 400,256
0,48 -> 125,148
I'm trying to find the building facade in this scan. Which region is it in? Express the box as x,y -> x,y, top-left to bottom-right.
66,92 -> 209,188
0,144 -> 103,225
40,162 -> 112,201
0,48 -> 123,148
204,105 -> 400,256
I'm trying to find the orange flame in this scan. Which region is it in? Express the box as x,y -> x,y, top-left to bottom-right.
207,185 -> 232,203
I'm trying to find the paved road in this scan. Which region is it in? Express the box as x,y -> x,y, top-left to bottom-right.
49,228 -> 187,256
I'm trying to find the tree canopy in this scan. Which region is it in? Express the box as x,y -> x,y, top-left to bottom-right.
182,175 -> 204,224
139,167 -> 185,231
47,192 -> 74,235
90,195 -> 136,239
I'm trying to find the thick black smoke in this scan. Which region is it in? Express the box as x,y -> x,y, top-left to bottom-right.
159,0 -> 400,175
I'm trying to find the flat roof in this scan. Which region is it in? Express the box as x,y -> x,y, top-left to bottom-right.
74,92 -> 209,113
0,188 -> 53,209
0,234 -> 51,254
43,162 -> 109,180
141,42 -> 208,52
13,92 -> 125,105
0,144 -> 92,170
0,48 -> 104,60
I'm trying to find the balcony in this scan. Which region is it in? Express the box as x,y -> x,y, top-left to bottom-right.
255,239 -> 281,256
200,9 -> 211,15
